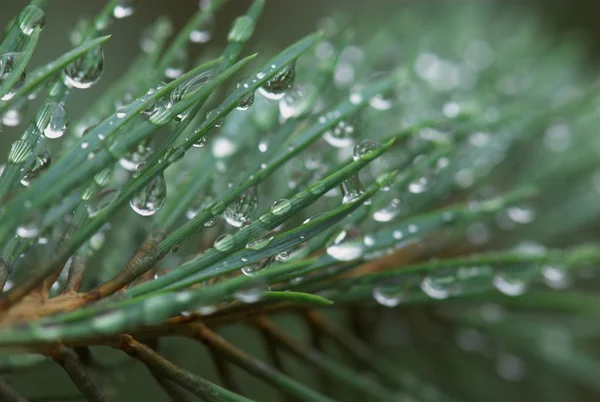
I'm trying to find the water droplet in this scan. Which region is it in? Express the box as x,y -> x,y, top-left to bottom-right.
506,205 -> 535,224
16,223 -> 40,239
142,83 -> 167,115
2,105 -> 24,126
119,138 -> 153,171
189,15 -> 213,43
211,137 -> 236,158
8,139 -> 32,164
206,109 -> 224,128
21,145 -> 51,187
353,140 -> 382,161
129,171 -> 167,216
323,120 -> 355,148
204,216 -> 217,227
420,268 -> 460,300
271,198 -> 291,215
408,176 -> 430,194
492,265 -> 535,296
279,85 -> 310,120
257,137 -> 270,153
224,186 -> 258,227
326,225 -> 364,261
18,5 -> 45,35
373,198 -> 402,222
35,101 -> 68,139
246,234 -> 274,250
234,281 -> 269,303
258,63 -> 295,100
0,53 -> 26,101
113,0 -> 136,19
214,233 -> 235,252
171,70 -> 212,104
64,44 -> 104,89
543,123 -> 571,153
373,276 -> 416,307
465,40 -> 494,70
340,174 -> 364,204
164,49 -> 187,80
442,102 -> 461,118
349,92 -> 362,105
87,188 -> 117,217
241,263 -> 263,276
466,222 -> 491,245
192,136 -> 207,148
236,82 -> 255,110
542,264 -> 571,289
496,353 -> 526,382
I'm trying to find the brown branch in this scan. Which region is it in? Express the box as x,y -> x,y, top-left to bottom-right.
208,345 -> 243,395
63,254 -> 88,294
86,231 -> 165,301
0,376 -> 29,402
149,367 -> 194,402
304,311 -> 401,389
188,323 -> 332,402
109,334 -> 245,401
50,346 -> 107,402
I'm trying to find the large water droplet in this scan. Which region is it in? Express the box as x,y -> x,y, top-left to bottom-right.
542,264 -> 571,289
129,171 -> 167,216
279,85 -> 310,120
119,139 -> 153,171
408,176 -> 430,194
323,120 -> 355,148
234,281 -> 269,303
373,276 -> 416,307
211,137 -> 236,158
373,198 -> 402,222
543,123 -> 571,153
18,5 -> 45,36
326,225 -> 364,261
171,70 -> 212,104
205,109 -> 224,128
189,14 -> 214,43
2,105 -> 24,126
164,49 -> 187,80
270,198 -> 292,215
113,0 -> 136,19
258,63 -> 295,100
492,265 -> 535,296
8,139 -> 33,164
35,101 -> 68,139
87,188 -> 117,217
246,234 -> 274,251
420,268 -> 460,300
241,263 -> 262,276
0,52 -> 26,101
192,136 -> 207,148
236,82 -> 255,110
64,44 -> 104,89
224,186 -> 258,227
341,174 -> 364,204
16,222 -> 40,239
353,140 -> 382,161
506,205 -> 535,224
21,145 -> 51,187
214,233 -> 235,252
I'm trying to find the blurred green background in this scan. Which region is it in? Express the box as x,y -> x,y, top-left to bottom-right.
0,0 -> 599,400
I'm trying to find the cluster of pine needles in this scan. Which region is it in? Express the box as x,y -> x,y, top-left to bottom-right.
0,0 -> 599,401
